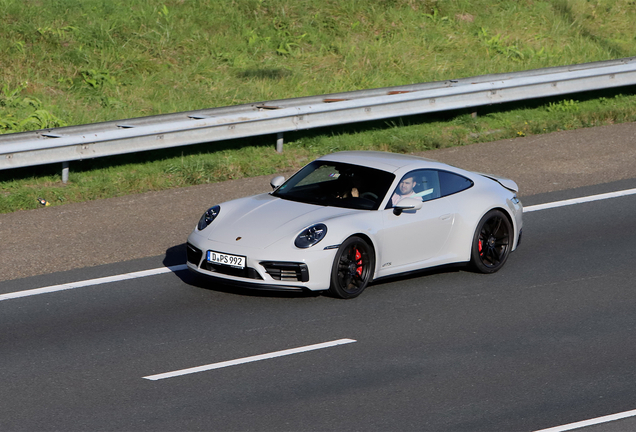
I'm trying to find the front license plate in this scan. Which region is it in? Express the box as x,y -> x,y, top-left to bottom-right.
207,250 -> 246,269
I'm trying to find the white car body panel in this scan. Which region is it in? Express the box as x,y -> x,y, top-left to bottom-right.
186,151 -> 523,293
377,198 -> 455,272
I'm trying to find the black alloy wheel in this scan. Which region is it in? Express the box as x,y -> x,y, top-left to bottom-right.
471,209 -> 512,274
329,236 -> 374,299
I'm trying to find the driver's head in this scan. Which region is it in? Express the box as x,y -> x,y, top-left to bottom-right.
398,176 -> 416,196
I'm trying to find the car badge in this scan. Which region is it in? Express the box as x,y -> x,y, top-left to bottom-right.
236,237 -> 242,241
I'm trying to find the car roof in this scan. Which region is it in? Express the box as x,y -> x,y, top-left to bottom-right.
318,151 -> 443,173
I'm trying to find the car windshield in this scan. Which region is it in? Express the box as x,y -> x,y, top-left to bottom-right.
272,161 -> 395,210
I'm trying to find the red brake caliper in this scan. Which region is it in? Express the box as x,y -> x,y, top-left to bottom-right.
478,239 -> 483,256
355,248 -> 363,276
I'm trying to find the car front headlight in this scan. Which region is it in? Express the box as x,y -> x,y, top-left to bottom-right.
295,223 -> 327,248
197,205 -> 220,231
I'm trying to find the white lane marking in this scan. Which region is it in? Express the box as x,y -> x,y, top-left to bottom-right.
0,264 -> 188,302
524,187 -> 636,213
534,408 -> 636,432
2,187 -> 636,302
143,338 -> 357,381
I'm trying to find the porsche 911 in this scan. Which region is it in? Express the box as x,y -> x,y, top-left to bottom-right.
186,151 -> 523,298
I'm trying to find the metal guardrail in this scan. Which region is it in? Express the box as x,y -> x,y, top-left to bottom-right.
1,56 -> 635,182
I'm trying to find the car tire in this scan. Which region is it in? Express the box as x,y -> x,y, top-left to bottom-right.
328,236 -> 374,299
470,209 -> 512,274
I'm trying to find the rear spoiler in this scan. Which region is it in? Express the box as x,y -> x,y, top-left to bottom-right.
478,173 -> 519,193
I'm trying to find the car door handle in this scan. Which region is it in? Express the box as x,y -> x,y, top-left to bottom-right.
440,213 -> 451,220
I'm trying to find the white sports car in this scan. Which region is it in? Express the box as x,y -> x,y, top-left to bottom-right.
186,151 -> 523,298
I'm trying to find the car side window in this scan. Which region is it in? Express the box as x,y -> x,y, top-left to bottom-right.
386,169 -> 474,208
439,170 -> 473,197
412,170 -> 441,202
386,169 -> 441,208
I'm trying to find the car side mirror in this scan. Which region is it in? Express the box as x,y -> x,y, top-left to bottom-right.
393,197 -> 423,216
270,175 -> 285,190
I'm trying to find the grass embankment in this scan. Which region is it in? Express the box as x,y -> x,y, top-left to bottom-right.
1,0 -> 635,213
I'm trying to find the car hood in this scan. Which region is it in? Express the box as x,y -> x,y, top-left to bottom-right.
205,193 -> 358,249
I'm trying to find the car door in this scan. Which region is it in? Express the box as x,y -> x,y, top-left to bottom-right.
377,169 -> 474,274
378,169 -> 455,272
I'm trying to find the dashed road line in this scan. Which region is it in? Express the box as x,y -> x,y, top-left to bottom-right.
534,408 -> 636,432
143,338 -> 357,381
0,264 -> 188,302
523,187 -> 636,213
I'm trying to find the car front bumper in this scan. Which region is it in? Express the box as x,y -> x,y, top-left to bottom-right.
186,230 -> 338,292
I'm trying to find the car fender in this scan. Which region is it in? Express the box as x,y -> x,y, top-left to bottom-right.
302,210 -> 384,277
455,194 -> 520,261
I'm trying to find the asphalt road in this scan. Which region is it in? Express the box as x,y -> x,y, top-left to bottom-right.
2,178 -> 636,431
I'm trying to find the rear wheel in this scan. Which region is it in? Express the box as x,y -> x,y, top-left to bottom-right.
328,236 -> 374,299
470,209 -> 512,273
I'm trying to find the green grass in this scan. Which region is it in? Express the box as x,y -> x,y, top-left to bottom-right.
1,0 -> 636,212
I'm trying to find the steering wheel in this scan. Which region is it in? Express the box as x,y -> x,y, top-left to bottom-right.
360,192 -> 378,200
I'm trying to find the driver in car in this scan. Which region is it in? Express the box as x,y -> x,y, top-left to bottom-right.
336,172 -> 363,198
391,175 -> 417,206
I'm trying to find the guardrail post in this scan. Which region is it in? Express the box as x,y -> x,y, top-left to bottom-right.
62,161 -> 69,184
276,132 -> 284,153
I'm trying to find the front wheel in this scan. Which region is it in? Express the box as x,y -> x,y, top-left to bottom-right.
470,209 -> 512,274
328,236 -> 374,299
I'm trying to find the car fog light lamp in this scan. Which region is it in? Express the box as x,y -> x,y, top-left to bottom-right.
295,223 -> 327,248
197,205 -> 220,231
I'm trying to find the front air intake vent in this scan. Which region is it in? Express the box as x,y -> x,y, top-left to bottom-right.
186,243 -> 203,265
260,262 -> 309,282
